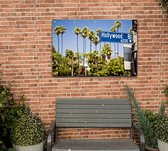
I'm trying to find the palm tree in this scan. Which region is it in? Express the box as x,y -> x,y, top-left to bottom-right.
60,26 -> 66,56
88,30 -> 95,53
111,26 -> 116,32
54,26 -> 61,53
96,28 -> 101,54
115,21 -> 121,31
102,44 -> 112,61
93,50 -> 99,65
66,49 -> 74,76
129,27 -> 133,34
74,27 -> 81,74
74,27 -> 81,53
93,36 -> 99,50
110,26 -> 116,57
81,27 -> 88,67
115,21 -> 121,56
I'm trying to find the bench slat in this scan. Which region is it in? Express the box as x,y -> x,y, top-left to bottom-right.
56,98 -> 132,128
56,118 -> 131,123
53,139 -> 139,151
56,109 -> 131,114
57,104 -> 131,109
57,98 -> 130,105
56,122 -> 131,128
57,113 -> 131,119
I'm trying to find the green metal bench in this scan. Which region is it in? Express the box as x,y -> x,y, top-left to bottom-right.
47,98 -> 145,151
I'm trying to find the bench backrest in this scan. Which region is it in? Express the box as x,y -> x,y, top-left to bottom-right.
56,98 -> 132,128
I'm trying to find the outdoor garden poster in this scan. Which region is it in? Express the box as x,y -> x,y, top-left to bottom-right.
52,20 -> 137,77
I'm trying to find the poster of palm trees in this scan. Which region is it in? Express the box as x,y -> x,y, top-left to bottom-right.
52,20 -> 137,77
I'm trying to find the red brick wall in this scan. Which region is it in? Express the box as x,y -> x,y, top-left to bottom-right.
0,0 -> 168,139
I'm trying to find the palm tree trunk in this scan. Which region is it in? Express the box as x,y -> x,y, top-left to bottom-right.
84,38 -> 86,62
90,40 -> 92,53
95,45 -> 97,50
83,38 -> 85,67
99,42 -> 101,54
71,59 -> 74,76
57,35 -> 60,53
77,35 -> 80,75
84,38 -> 87,76
110,43 -> 111,50
77,35 -> 79,54
117,28 -> 119,56
61,34 -> 63,56
117,44 -> 119,56
114,43 -> 116,57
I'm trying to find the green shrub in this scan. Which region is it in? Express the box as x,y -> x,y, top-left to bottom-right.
0,84 -> 29,150
144,110 -> 160,127
155,116 -> 168,143
126,85 -> 168,149
125,85 -> 159,148
11,113 -> 46,146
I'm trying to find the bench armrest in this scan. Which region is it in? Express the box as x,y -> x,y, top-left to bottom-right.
47,121 -> 57,151
133,123 -> 145,151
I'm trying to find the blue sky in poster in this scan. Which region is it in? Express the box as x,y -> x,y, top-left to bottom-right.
52,20 -> 132,57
